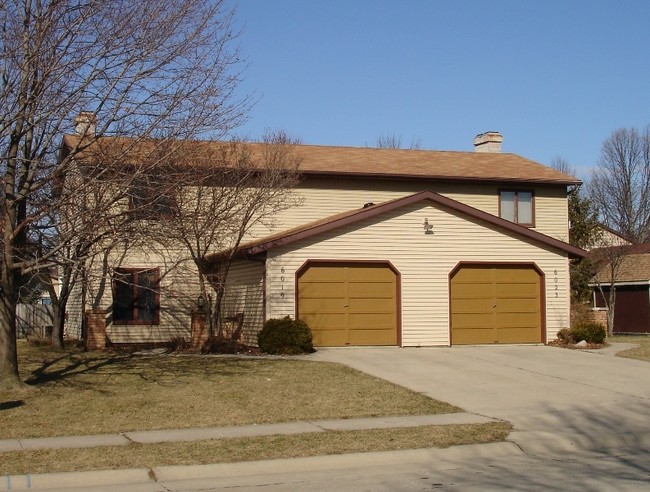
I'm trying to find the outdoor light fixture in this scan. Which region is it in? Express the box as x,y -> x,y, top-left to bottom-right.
423,218 -> 433,234
197,294 -> 206,311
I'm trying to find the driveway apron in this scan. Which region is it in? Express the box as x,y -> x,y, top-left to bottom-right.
308,345 -> 650,456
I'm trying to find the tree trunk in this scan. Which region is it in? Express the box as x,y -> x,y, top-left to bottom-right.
50,301 -> 65,350
607,286 -> 616,337
0,277 -> 23,389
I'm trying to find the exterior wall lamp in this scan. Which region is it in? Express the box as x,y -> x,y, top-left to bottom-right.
423,218 -> 434,235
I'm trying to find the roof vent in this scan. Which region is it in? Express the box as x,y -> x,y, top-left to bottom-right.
473,131 -> 503,153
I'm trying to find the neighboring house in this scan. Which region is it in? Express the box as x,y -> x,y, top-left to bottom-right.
590,243 -> 650,334
585,224 -> 633,251
62,130 -> 585,347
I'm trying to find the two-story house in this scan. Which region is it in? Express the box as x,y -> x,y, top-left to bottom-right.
63,131 -> 585,347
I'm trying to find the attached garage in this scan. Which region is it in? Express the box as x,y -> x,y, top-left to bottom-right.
297,262 -> 399,346
450,264 -> 544,345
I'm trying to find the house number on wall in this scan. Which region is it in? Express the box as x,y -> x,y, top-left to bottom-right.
280,267 -> 286,299
554,269 -> 558,298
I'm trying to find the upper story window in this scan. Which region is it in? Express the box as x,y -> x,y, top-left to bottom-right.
499,190 -> 534,226
112,268 -> 160,325
129,174 -> 175,219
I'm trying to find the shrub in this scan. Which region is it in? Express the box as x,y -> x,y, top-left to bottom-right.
257,316 -> 315,355
556,328 -> 573,343
570,321 -> 607,344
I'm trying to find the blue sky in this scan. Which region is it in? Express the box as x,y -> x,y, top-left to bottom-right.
231,1 -> 650,179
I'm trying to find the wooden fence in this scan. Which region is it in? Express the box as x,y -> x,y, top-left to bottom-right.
16,304 -> 54,338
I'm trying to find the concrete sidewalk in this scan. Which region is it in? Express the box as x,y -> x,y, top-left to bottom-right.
0,412 -> 496,453
0,412 -> 498,491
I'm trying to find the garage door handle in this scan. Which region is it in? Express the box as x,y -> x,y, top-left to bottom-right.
344,304 -> 349,308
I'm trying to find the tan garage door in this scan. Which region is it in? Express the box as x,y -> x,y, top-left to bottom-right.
450,264 -> 542,344
298,263 -> 398,346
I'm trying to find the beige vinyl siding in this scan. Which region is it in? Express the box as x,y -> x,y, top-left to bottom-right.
264,202 -> 570,346
221,260 -> 265,345
532,186 -> 569,242
247,177 -> 569,242
64,281 -> 84,339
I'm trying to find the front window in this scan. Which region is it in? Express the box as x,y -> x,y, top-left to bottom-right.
129,174 -> 175,219
500,190 -> 534,226
112,268 -> 160,324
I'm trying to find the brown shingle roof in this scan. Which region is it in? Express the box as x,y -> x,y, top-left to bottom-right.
592,244 -> 650,283
207,191 -> 586,262
62,135 -> 581,185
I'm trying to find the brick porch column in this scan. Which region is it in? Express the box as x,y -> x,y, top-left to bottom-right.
85,309 -> 107,351
191,311 -> 209,349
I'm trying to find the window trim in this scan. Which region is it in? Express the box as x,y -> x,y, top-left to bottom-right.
112,267 -> 161,325
498,189 -> 535,227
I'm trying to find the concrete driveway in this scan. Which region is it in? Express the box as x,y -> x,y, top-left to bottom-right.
308,345 -> 650,456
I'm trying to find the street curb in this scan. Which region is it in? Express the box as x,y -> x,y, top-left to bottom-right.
0,442 -> 522,491
0,468 -> 151,491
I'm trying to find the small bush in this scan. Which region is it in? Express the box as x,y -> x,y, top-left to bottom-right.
257,316 -> 315,355
570,321 -> 607,344
556,328 -> 573,343
169,336 -> 189,352
556,322 -> 607,345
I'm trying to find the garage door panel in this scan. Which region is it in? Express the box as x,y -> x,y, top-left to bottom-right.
299,298 -> 345,313
495,268 -> 538,282
348,282 -> 395,298
299,283 -> 345,298
298,263 -> 398,347
453,327 -> 496,345
452,313 -> 494,328
348,329 -> 396,345
348,298 -> 395,313
496,327 -> 541,343
311,329 -> 347,346
451,283 -> 493,298
300,268 -> 346,282
453,268 -> 494,282
300,312 -> 346,325
496,312 -> 540,327
452,298 -> 495,313
497,299 -> 539,313
348,267 -> 395,282
451,265 -> 542,345
496,283 -> 538,297
348,312 -> 395,329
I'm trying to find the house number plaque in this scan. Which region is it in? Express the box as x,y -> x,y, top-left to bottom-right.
280,267 -> 286,299
554,269 -> 558,298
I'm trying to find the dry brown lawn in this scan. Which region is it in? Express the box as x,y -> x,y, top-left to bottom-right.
0,341 -> 514,476
610,335 -> 650,362
0,422 -> 512,475
0,341 -> 459,439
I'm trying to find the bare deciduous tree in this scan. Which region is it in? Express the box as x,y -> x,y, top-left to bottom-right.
145,132 -> 301,339
1,0 -> 247,388
375,134 -> 422,150
588,127 -> 650,243
590,245 -> 634,336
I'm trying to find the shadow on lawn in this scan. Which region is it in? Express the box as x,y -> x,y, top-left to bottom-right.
23,349 -> 276,389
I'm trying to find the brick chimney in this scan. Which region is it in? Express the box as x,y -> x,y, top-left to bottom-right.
74,111 -> 96,138
473,131 -> 503,153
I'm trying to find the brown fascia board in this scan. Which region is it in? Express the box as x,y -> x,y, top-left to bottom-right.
299,170 -> 582,186
214,190 -> 586,261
